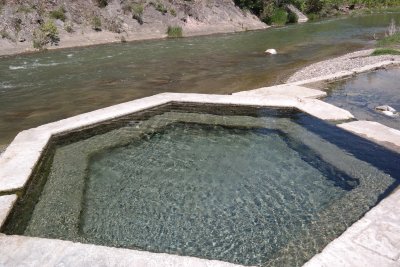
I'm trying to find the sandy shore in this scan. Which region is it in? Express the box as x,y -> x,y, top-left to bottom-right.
287,49 -> 400,83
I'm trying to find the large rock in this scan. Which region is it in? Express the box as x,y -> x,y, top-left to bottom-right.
375,105 -> 398,117
265,49 -> 277,55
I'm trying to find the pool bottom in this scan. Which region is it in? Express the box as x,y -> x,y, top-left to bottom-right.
2,109 -> 398,266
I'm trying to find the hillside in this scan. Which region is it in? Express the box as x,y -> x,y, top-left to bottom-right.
0,0 -> 267,55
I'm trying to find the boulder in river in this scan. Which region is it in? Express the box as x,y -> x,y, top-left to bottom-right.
375,105 -> 398,117
265,49 -> 277,55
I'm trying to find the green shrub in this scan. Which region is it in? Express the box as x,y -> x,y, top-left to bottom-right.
307,12 -> 320,21
12,18 -> 22,33
96,0 -> 108,8
92,16 -> 102,31
131,3 -> 144,24
170,8 -> 177,17
270,8 -> 288,26
371,48 -> 400,56
287,11 -> 298,23
167,26 -> 182,38
0,29 -> 14,42
64,22 -> 73,33
106,18 -> 123,33
49,7 -> 66,22
33,20 -> 59,50
41,20 -> 59,44
151,1 -> 167,15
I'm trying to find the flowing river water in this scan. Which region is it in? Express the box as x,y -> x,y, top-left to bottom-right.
1,12 -> 400,145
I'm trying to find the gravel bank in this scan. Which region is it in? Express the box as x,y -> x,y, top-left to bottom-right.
287,49 -> 400,83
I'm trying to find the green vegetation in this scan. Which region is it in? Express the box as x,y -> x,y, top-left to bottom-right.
234,0 -> 400,25
372,19 -> 400,56
16,5 -> 33,13
49,7 -> 66,22
33,20 -> 59,50
0,0 -> 5,11
170,8 -> 177,17
92,16 -> 102,31
377,33 -> 400,47
167,26 -> 183,38
0,29 -> 14,42
371,48 -> 400,56
11,18 -> 22,33
151,1 -> 168,15
131,3 -> 145,24
96,0 -> 109,8
64,22 -> 73,33
270,8 -> 288,25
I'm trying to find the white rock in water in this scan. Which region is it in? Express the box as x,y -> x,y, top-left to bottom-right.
375,105 -> 396,112
382,110 -> 399,117
265,49 -> 277,55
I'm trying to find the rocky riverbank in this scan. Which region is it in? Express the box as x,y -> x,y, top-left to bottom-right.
0,0 -> 267,57
287,49 -> 400,83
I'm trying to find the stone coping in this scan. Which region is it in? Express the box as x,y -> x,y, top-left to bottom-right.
304,188 -> 400,267
232,84 -> 327,99
0,233 -> 245,267
0,195 -> 17,228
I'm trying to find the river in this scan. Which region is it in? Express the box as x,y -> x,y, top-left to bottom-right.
1,12 -> 400,145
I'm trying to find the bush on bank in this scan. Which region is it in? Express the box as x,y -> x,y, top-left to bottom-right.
234,0 -> 400,24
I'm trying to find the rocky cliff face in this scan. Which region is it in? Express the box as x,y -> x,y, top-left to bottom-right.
0,0 -> 267,55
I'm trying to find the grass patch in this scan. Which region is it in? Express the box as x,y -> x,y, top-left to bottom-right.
167,26 -> 182,38
377,32 -> 400,47
371,48 -> 400,56
49,7 -> 66,22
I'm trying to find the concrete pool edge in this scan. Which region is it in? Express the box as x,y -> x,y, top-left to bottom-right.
0,82 -> 398,266
0,93 -> 353,193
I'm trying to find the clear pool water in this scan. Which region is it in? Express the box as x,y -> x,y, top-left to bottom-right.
322,68 -> 400,130
3,105 -> 400,266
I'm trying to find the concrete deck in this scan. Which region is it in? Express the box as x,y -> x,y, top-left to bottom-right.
233,84 -> 327,99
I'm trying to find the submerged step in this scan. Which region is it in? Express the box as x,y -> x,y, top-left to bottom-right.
338,121 -> 400,152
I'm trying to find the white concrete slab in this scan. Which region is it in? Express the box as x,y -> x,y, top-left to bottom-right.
0,234 -> 246,267
338,121 -> 400,152
0,130 -> 50,193
232,84 -> 327,99
304,190 -> 400,267
297,98 -> 354,121
0,194 -> 17,228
